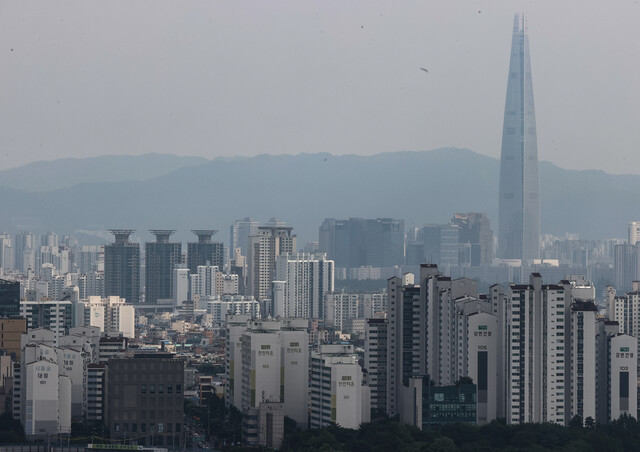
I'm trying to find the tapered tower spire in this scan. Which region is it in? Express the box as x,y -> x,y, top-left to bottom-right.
498,13 -> 540,262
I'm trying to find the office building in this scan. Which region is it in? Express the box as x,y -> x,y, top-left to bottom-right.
498,14 -> 540,262
104,230 -> 140,304
145,230 -> 181,305
319,218 -> 404,269
614,244 -> 637,293
423,383 -> 477,429
0,318 -> 27,361
0,278 -> 20,318
187,230 -> 223,274
247,225 -> 296,302
105,352 -> 184,447
230,218 -> 260,259
451,213 -> 494,266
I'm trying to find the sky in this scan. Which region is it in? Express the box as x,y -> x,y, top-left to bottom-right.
1,0 -> 639,173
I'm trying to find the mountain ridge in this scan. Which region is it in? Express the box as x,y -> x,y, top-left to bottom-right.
0,148 -> 635,245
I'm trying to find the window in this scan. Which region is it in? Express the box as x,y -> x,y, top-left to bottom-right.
167,385 -> 172,394
141,423 -> 146,433
159,384 -> 164,394
141,384 -> 146,394
132,423 -> 137,433
114,423 -> 120,432
150,384 -> 155,394
176,384 -> 182,394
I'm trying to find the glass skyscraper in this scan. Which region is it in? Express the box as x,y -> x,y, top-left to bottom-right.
498,14 -> 540,262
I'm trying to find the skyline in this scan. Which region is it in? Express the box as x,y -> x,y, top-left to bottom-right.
1,1 -> 640,173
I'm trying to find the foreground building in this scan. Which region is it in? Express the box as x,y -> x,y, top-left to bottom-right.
310,344 -> 370,429
105,352 -> 184,447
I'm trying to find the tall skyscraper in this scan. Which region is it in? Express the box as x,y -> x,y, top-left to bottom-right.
145,230 -> 181,304
498,14 -> 540,262
104,230 -> 140,304
187,230 -> 224,273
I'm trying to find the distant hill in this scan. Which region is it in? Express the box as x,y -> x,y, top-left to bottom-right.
0,148 -> 635,244
0,153 -> 209,192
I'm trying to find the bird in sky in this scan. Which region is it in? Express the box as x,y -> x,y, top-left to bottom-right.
420,67 -> 429,73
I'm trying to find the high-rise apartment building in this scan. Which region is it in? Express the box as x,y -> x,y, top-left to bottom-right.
273,253 -> 334,319
247,226 -> 296,302
386,272 -> 424,417
225,317 -> 309,431
501,274 -> 568,424
498,14 -> 540,262
145,230 -> 181,304
365,318 -> 388,413
310,344 -> 370,429
569,300 -> 598,423
187,230 -> 224,274
79,296 -> 135,338
104,230 -> 140,304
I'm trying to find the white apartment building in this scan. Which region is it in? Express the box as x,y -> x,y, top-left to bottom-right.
310,344 -> 370,429
191,265 -> 221,299
241,322 -> 283,410
504,274 -> 568,425
208,296 -> 260,323
273,253 -> 334,319
454,298 -> 498,425
225,315 -> 251,409
247,226 -> 296,302
79,296 -> 135,338
324,293 -> 359,331
607,334 -> 637,421
226,317 -> 309,429
173,268 -> 190,307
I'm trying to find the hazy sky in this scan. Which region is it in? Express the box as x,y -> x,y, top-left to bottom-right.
1,1 -> 639,173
